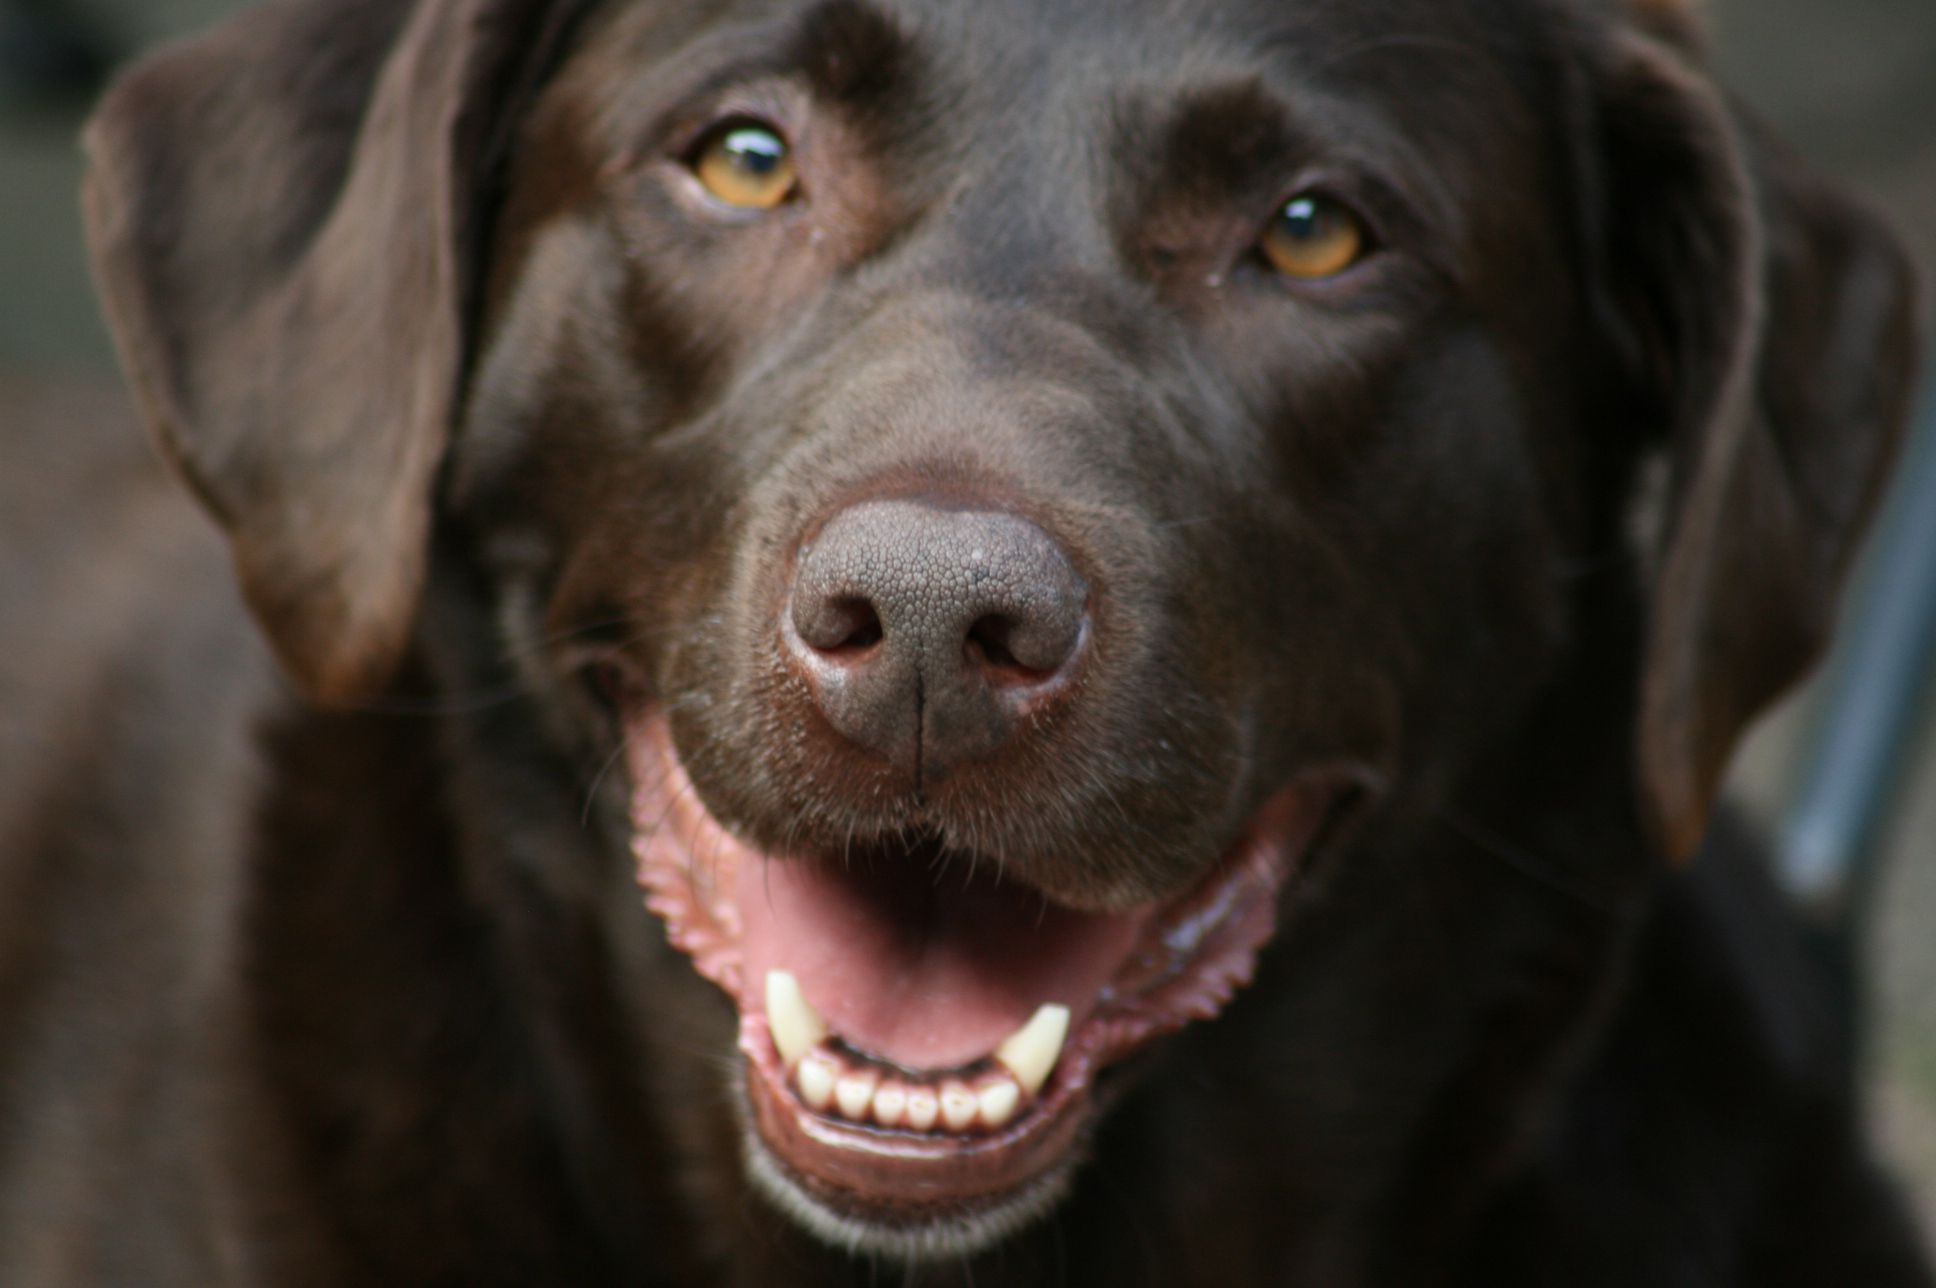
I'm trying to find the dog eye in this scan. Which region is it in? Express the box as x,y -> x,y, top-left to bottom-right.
1260,194 -> 1369,280
691,120 -> 797,210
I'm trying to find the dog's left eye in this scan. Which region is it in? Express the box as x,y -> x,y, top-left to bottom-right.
1260,193 -> 1369,280
691,120 -> 797,210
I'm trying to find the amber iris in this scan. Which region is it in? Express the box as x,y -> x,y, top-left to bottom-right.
1261,194 -> 1367,279
694,122 -> 796,210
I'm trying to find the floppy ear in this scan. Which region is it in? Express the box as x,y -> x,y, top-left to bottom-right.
83,0 -> 584,702
1579,27 -> 1920,860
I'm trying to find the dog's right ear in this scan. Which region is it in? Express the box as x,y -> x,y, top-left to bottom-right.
83,0 -> 582,703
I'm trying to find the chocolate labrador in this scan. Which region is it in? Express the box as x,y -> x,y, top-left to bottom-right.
0,0 -> 1925,1281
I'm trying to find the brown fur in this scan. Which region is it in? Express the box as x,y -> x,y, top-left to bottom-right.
0,0 -> 1922,1282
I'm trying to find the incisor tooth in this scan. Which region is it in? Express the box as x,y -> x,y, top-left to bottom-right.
978,1078 -> 1020,1129
872,1082 -> 908,1129
766,970 -> 828,1069
835,1070 -> 879,1121
940,1081 -> 979,1132
797,1052 -> 838,1112
904,1086 -> 939,1132
995,1003 -> 1070,1096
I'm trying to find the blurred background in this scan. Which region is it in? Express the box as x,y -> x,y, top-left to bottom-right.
3,0 -> 1933,1242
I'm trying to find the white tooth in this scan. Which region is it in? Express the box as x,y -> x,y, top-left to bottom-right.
940,1081 -> 979,1133
766,970 -> 828,1070
797,1052 -> 838,1112
994,1003 -> 1070,1097
872,1082 -> 908,1129
904,1086 -> 940,1133
835,1070 -> 879,1121
978,1078 -> 1021,1129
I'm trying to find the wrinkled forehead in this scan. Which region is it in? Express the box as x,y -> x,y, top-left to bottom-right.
572,0 -> 1545,195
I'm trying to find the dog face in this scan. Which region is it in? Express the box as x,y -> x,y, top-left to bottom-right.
85,0 -> 1915,1266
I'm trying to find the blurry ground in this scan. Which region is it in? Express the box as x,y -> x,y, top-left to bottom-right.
2,0 -> 1933,1247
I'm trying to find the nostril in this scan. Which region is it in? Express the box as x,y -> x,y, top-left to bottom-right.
831,598 -> 884,652
799,595 -> 884,656
965,608 -> 1083,683
965,614 -> 1029,677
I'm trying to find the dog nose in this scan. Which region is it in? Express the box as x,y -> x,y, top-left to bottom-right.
787,498 -> 1088,776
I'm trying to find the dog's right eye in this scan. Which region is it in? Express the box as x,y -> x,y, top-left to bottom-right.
690,120 -> 798,210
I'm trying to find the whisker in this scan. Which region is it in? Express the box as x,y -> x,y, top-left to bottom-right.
580,724 -> 639,826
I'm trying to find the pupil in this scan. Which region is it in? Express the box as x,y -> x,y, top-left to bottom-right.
1281,197 -> 1323,241
726,129 -> 785,176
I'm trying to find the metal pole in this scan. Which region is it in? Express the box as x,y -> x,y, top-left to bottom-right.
1779,375 -> 1936,921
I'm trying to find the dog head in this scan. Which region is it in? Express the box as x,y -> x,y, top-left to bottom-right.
85,0 -> 1916,1263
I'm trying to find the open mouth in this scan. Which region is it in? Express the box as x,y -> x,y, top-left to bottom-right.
626,715 -> 1348,1254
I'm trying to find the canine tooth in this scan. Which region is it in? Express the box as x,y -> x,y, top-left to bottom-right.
872,1082 -> 908,1129
978,1078 -> 1021,1129
904,1085 -> 940,1133
765,970 -> 828,1069
797,1052 -> 838,1112
995,1003 -> 1070,1097
940,1081 -> 979,1132
835,1070 -> 880,1121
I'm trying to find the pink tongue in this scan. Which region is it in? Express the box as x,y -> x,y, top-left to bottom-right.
737,851 -> 1150,1070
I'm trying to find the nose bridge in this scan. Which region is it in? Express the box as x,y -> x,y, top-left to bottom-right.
799,282 -> 1151,468
930,164 -> 1115,305
755,274 -> 1183,610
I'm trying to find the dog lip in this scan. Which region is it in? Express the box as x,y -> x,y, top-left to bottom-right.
627,713 -> 1353,1220
739,1009 -> 1095,1205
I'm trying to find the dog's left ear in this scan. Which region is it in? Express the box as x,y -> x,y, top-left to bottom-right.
83,0 -> 582,703
1578,23 -> 1920,861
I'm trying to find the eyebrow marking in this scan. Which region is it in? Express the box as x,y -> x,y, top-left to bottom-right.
786,0 -> 916,110
1157,81 -> 1299,207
